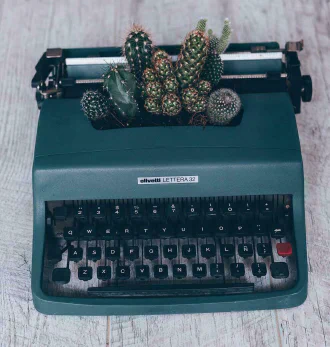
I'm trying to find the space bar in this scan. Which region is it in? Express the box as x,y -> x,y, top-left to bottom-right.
88,283 -> 254,297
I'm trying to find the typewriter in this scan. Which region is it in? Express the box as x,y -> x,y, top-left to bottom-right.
31,41 -> 312,315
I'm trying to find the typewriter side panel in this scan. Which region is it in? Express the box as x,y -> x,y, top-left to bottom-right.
31,146 -> 307,315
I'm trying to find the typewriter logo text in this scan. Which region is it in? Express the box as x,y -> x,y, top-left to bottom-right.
138,176 -> 199,185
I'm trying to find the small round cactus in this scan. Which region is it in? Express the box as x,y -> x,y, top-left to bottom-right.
162,93 -> 182,116
181,87 -> 199,106
152,50 -> 171,64
144,97 -> 162,115
186,96 -> 207,114
196,80 -> 212,95
143,68 -> 157,83
145,81 -> 164,99
163,75 -> 179,93
81,90 -> 111,121
207,88 -> 242,125
154,58 -> 173,81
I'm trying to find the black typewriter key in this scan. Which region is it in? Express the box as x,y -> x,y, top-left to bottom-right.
271,224 -> 286,239
230,263 -> 245,277
74,205 -> 87,220
154,265 -> 168,279
118,225 -> 134,239
235,223 -> 251,236
148,204 -> 162,223
220,244 -> 235,257
257,243 -> 272,257
177,224 -> 192,238
124,246 -> 139,260
192,263 -> 207,278
166,202 -> 180,222
173,264 -> 187,279
215,221 -> 228,236
182,245 -> 196,259
105,247 -> 120,261
98,225 -> 117,240
260,200 -> 273,214
111,203 -> 125,223
97,266 -> 112,280
163,245 -> 178,259
138,225 -> 154,239
240,200 -> 255,216
130,204 -> 145,222
195,222 -> 211,237
210,263 -> 224,277
136,265 -> 150,280
252,262 -> 267,277
204,201 -> 217,220
221,201 -> 237,217
201,244 -> 216,258
91,205 -> 106,220
270,262 -> 289,279
254,223 -> 268,236
68,246 -> 83,262
158,225 -> 174,238
238,243 -> 253,258
53,205 -> 68,221
52,268 -> 71,284
47,247 -> 62,262
87,247 -> 101,261
63,226 -> 78,241
80,224 -> 97,240
116,266 -> 130,280
78,266 -> 93,281
145,246 -> 159,260
185,202 -> 200,221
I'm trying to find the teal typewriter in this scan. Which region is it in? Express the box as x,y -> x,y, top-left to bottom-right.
31,41 -> 312,315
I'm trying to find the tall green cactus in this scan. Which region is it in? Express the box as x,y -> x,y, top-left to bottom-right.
123,24 -> 154,82
217,18 -> 232,54
103,65 -> 140,122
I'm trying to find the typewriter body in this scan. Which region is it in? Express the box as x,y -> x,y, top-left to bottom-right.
31,42 -> 312,315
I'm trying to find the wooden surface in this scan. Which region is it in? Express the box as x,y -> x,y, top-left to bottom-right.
0,0 -> 329,346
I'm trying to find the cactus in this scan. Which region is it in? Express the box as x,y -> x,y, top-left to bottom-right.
162,93 -> 182,116
103,65 -> 140,122
145,81 -> 164,99
143,68 -> 157,82
163,75 -> 179,93
123,24 -> 154,82
145,97 -> 162,115
175,29 -> 209,88
201,19 -> 232,87
207,88 -> 241,125
152,50 -> 171,64
196,18 -> 207,33
181,87 -> 199,106
154,58 -> 173,81
186,96 -> 207,114
81,90 -> 112,121
196,80 -> 212,95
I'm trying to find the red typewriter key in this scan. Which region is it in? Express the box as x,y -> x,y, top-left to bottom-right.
276,242 -> 292,257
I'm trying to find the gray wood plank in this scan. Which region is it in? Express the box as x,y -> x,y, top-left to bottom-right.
0,0 -> 329,346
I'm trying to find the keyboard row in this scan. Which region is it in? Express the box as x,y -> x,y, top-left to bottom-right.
52,261 -> 290,284
49,242 -> 293,263
62,221 -> 289,240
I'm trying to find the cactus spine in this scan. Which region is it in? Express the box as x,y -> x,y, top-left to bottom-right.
81,90 -> 112,121
201,19 -> 232,87
103,65 -> 140,122
175,20 -> 209,88
207,88 -> 241,125
123,24 -> 154,82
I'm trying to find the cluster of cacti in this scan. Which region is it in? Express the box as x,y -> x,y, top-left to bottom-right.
123,25 -> 154,83
103,65 -> 140,122
142,49 -> 182,116
201,19 -> 232,87
175,20 -> 210,88
81,90 -> 112,121
207,88 -> 241,125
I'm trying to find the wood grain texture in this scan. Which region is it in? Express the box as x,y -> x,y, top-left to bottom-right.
0,0 -> 329,346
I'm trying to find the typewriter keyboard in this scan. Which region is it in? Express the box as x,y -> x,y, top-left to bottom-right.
43,195 -> 296,297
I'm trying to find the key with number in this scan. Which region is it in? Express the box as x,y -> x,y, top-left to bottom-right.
204,200 -> 217,220
74,205 -> 87,220
130,204 -> 145,222
185,202 -> 200,221
111,204 -> 125,223
166,202 -> 180,222
91,204 -> 106,220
